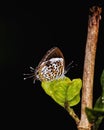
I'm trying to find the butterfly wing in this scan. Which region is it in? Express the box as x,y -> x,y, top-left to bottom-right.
38,47 -> 65,67
34,47 -> 65,82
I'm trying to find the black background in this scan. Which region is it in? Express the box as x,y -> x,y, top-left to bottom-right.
0,1 -> 104,130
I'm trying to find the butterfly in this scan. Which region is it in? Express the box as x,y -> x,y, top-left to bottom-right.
24,47 -> 74,83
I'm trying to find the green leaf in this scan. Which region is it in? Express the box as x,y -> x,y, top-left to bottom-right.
94,96 -> 104,112
94,70 -> 104,112
66,79 -> 82,106
85,107 -> 99,123
85,70 -> 104,130
100,70 -> 104,89
93,116 -> 104,130
100,70 -> 104,97
85,107 -> 104,123
67,94 -> 80,107
41,76 -> 82,107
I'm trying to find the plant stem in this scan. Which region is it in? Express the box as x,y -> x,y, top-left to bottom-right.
67,107 -> 80,124
65,102 -> 80,124
78,6 -> 102,130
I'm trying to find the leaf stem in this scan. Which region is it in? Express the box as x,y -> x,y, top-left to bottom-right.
65,102 -> 80,124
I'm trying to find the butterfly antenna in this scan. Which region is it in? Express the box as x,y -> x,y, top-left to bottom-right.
64,61 -> 76,74
30,66 -> 35,72
23,73 -> 34,80
33,79 -> 36,84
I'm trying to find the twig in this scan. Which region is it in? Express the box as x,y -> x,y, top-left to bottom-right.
78,6 -> 102,130
65,102 -> 80,125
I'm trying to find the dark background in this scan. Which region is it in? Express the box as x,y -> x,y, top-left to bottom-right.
0,1 -> 104,130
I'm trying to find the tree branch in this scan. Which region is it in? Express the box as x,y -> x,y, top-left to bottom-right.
78,6 -> 102,130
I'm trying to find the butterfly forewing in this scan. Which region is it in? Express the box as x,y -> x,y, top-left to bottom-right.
37,47 -> 65,67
